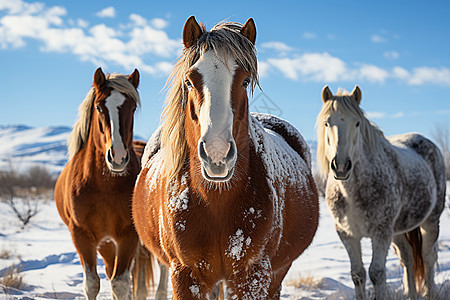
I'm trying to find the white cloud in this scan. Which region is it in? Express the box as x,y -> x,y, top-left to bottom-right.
0,1 -> 180,75
391,112 -> 404,118
96,6 -> 116,18
261,41 -> 292,52
393,66 -> 450,86
150,18 -> 169,29
371,35 -> 386,43
384,51 -> 399,59
258,61 -> 270,78
259,42 -> 450,86
302,32 -> 316,39
267,53 -> 348,82
358,64 -> 390,83
77,19 -> 88,28
366,112 -> 386,119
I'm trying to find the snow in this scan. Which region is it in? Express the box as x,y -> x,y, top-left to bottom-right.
1,184 -> 449,299
0,125 -> 71,175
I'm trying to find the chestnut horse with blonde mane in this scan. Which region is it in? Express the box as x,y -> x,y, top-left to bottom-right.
132,17 -> 319,299
55,68 -> 152,300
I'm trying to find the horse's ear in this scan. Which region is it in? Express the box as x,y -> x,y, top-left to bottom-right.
94,67 -> 106,90
321,85 -> 333,103
241,18 -> 256,45
183,16 -> 202,49
128,69 -> 140,89
351,85 -> 362,105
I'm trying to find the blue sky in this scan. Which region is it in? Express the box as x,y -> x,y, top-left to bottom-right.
1,0 -> 449,141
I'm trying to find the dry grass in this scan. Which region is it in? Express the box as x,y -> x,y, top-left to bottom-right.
0,248 -> 12,259
1,264 -> 23,290
286,273 -> 323,290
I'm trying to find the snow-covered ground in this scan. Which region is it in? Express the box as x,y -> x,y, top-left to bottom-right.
0,184 -> 449,299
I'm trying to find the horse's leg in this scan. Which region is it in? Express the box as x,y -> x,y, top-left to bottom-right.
208,281 -> 225,300
98,240 -> 117,279
170,263 -> 216,300
369,234 -> 391,300
337,230 -> 366,300
156,263 -> 169,300
71,227 -> 100,300
227,255 -> 273,299
392,234 -> 417,298
133,243 -> 153,300
111,230 -> 138,300
420,219 -> 440,299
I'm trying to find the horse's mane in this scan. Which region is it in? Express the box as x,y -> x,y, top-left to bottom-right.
160,20 -> 259,179
67,73 -> 141,159
316,88 -> 384,175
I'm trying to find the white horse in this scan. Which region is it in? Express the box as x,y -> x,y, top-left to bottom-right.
317,85 -> 446,299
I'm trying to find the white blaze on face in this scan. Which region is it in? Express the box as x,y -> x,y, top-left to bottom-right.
105,90 -> 127,164
194,50 -> 237,165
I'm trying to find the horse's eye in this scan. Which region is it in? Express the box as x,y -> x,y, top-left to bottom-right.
324,122 -> 329,127
185,79 -> 193,89
242,77 -> 251,88
356,121 -> 360,127
96,105 -> 103,113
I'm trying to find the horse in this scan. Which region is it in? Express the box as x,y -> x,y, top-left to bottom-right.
132,16 -> 319,299
316,86 -> 446,299
55,68 -> 153,300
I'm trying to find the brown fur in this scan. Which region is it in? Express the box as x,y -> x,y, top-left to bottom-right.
133,17 -> 318,299
405,228 -> 426,293
55,68 -> 152,299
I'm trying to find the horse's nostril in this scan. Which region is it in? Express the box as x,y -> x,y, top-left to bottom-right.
331,158 -> 337,171
226,142 -> 236,161
345,159 -> 352,172
107,148 -> 114,163
199,141 -> 208,161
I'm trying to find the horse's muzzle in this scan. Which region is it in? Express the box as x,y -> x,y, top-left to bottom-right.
106,148 -> 130,173
198,140 -> 237,182
331,157 -> 352,180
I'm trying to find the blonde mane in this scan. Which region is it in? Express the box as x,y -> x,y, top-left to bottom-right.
67,73 -> 141,158
160,21 -> 259,179
316,89 -> 384,175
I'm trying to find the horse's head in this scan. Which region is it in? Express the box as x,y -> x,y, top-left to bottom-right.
318,85 -> 363,180
92,67 -> 140,173
181,16 -> 257,183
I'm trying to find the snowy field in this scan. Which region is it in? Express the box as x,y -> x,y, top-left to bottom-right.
0,184 -> 449,299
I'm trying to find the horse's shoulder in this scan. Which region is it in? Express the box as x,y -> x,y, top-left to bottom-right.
141,125 -> 163,168
250,112 -> 311,168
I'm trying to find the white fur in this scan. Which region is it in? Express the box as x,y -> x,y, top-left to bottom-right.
105,91 -> 127,164
111,270 -> 131,300
194,50 -> 237,164
83,267 -> 100,300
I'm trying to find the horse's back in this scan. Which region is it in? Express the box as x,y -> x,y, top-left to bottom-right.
388,133 -> 446,221
251,112 -> 312,168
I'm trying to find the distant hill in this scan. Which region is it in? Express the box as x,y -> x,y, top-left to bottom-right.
0,125 -> 71,175
0,125 -> 317,175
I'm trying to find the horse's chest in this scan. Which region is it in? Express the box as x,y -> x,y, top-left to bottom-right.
327,192 -> 370,237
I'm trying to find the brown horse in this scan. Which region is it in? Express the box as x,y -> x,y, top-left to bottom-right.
55,68 -> 152,299
132,17 -> 319,299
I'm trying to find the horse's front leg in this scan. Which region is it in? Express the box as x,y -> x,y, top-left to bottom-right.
369,234 -> 391,300
170,263 -> 210,300
156,263 -> 169,300
227,254 -> 273,299
71,226 -> 100,300
337,230 -> 366,300
112,228 -> 138,300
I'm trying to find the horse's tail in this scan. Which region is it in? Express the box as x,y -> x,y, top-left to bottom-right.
132,242 -> 154,299
405,227 -> 425,293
